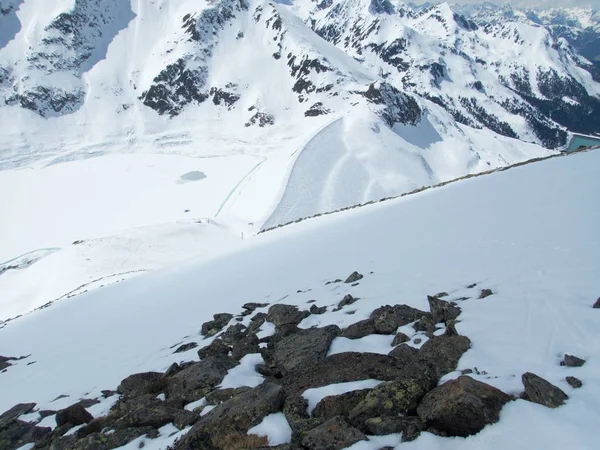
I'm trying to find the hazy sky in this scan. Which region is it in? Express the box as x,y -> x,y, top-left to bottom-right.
447,0 -> 599,8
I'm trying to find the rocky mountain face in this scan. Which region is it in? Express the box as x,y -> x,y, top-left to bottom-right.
0,0 -> 599,149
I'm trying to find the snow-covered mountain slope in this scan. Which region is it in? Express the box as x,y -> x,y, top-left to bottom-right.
1,0 -> 599,319
1,148 -> 599,449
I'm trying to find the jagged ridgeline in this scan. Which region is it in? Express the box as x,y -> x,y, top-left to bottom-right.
0,0 -> 599,148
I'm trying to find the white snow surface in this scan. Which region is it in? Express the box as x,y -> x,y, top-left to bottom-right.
0,149 -> 599,449
247,412 -> 293,446
218,353 -> 265,389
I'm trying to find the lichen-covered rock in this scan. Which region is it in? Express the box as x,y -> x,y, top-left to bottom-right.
343,304 -> 427,339
416,335 -> 471,378
364,416 -> 425,441
417,376 -> 511,437
522,372 -> 568,408
565,376 -> 583,389
312,389 -> 372,420
201,313 -> 233,337
302,417 -> 366,450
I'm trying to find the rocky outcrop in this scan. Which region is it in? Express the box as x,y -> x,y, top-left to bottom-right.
302,417 -> 366,450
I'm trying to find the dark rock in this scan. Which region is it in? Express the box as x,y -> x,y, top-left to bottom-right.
414,338 -> 422,344
444,320 -> 459,336
201,313 -> 233,337
242,302 -> 269,312
0,403 -> 36,428
560,354 -> 586,367
479,289 -> 494,299
174,342 -> 198,354
522,372 -> 568,408
0,418 -> 51,450
335,294 -> 357,310
413,315 -> 437,337
164,363 -> 183,377
101,390 -> 117,398
117,372 -> 165,397
174,382 -> 285,448
283,353 -> 407,394
230,335 -> 260,361
111,396 -> 197,430
302,417 -> 366,450
273,325 -> 340,375
309,305 -> 327,315
313,390 -> 371,419
167,356 -> 236,403
371,305 -> 429,334
55,403 -> 94,427
247,312 -> 268,335
428,295 -> 461,323
467,283 -> 477,289
392,332 -> 410,346
283,395 -> 325,442
349,375 -> 432,427
267,304 -> 310,327
417,335 -> 471,379
197,339 -> 231,360
341,319 -> 376,339
432,292 -> 449,298
76,417 -> 105,438
364,416 -> 425,441
566,376 -> 583,389
388,343 -> 418,362
38,409 -> 57,418
344,271 -> 364,283
593,297 -> 600,308
417,376 -> 511,437
71,427 -> 157,450
205,387 -> 251,405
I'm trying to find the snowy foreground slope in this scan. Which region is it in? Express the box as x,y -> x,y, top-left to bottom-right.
0,149 -> 599,449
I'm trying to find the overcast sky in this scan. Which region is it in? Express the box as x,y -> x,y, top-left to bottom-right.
446,0 -> 599,8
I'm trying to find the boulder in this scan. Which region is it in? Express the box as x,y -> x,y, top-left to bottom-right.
364,416 -> 425,441
341,319 -> 376,339
566,376 -> 583,389
0,403 -> 36,428
167,356 -> 236,403
205,387 -> 251,405
312,390 -> 372,419
522,372 -> 568,408
344,272 -> 364,283
392,332 -> 410,346
335,295 -> 357,310
55,403 -> 94,427
413,315 -> 437,337
201,313 -> 233,337
302,417 -> 366,450
267,304 -> 310,327
247,312 -> 268,335
416,335 -> 471,378
417,376 -> 511,437
309,305 -> 327,315
593,297 -> 600,308
197,339 -> 231,360
371,305 -> 428,334
273,325 -> 340,375
388,343 -> 418,362
427,295 -> 461,323
283,352 -> 406,394
67,427 -> 157,450
230,334 -> 260,361
0,417 -> 51,450
173,382 -> 285,449
479,289 -> 494,299
283,395 -> 325,443
349,375 -> 432,427
110,396 -> 197,430
560,354 -> 585,367
117,372 -> 165,397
